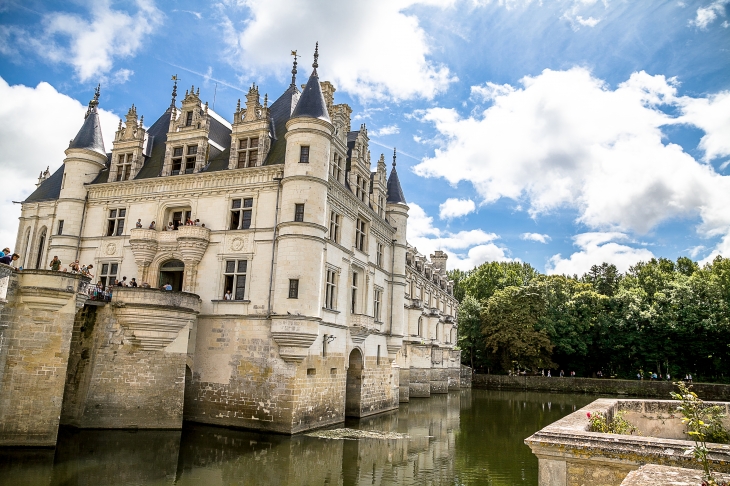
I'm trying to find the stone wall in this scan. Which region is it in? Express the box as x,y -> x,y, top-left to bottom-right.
61,288 -> 199,429
357,357 -> 399,417
460,365 -> 473,388
0,270 -> 88,446
474,374 -> 730,400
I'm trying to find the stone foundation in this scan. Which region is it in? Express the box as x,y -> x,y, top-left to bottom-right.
60,288 -> 199,429
0,270 -> 88,446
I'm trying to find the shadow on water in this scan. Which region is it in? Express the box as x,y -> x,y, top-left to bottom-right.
0,389 -> 595,486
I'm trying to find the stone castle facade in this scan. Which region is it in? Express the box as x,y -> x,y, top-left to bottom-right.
0,48 -> 461,445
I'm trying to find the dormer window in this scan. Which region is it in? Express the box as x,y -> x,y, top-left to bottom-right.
185,111 -> 193,127
185,145 -> 197,174
172,147 -> 183,175
116,153 -> 132,181
237,137 -> 259,168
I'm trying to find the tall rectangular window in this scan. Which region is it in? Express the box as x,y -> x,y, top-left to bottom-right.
299,146 -> 310,163
376,242 -> 383,267
172,147 -> 183,175
185,111 -> 193,126
355,218 -> 366,251
289,279 -> 299,299
325,269 -> 337,310
223,260 -> 247,300
106,208 -> 126,236
237,137 -> 259,168
355,175 -> 362,199
360,177 -> 368,202
377,345 -> 381,365
351,271 -> 358,314
116,153 -> 133,181
331,154 -> 342,181
185,145 -> 197,174
294,203 -> 305,222
378,196 -> 384,218
99,263 -> 118,287
374,289 -> 382,322
57,220 -> 64,235
329,211 -> 340,243
229,198 -> 254,230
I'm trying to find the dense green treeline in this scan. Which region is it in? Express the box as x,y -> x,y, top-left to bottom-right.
450,257 -> 730,382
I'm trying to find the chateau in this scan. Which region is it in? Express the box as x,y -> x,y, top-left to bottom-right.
0,47 -> 461,445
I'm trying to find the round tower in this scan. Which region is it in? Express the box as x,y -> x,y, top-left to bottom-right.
272,44 -> 333,317
50,86 -> 108,267
385,149 -> 410,339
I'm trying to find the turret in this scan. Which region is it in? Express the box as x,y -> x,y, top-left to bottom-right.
385,149 -> 409,340
43,86 -> 108,268
272,42 -> 333,317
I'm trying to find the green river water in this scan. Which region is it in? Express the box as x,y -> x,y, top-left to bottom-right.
0,389 -> 595,485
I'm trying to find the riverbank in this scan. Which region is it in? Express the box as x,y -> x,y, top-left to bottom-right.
473,374 -> 730,400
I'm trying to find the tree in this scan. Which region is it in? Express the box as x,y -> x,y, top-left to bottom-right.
482,285 -> 555,373
456,295 -> 483,370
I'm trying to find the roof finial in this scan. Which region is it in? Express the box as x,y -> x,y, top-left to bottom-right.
85,84 -> 100,118
393,148 -> 397,168
170,74 -> 178,108
264,93 -> 268,108
312,42 -> 319,75
94,84 -> 100,102
290,50 -> 298,88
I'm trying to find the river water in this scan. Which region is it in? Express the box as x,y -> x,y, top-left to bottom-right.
0,389 -> 594,485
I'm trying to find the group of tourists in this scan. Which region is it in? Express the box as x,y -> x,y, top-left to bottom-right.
135,218 -> 206,231
0,247 -> 19,266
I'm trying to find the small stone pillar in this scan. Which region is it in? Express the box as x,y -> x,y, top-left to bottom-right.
0,270 -> 89,446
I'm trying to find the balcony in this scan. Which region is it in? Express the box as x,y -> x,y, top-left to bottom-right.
129,226 -> 211,266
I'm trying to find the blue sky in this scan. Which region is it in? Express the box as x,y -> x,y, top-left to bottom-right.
1,0 -> 729,274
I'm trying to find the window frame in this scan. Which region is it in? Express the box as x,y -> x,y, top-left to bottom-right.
106,208 -> 126,237
229,198 -> 254,230
99,262 -> 118,287
329,211 -> 340,243
374,288 -> 382,322
237,137 -> 260,168
288,279 -> 299,299
223,259 -> 248,300
57,220 -> 64,235
355,218 -> 367,252
294,203 -> 305,222
325,269 -> 337,310
376,242 -> 383,267
299,145 -> 310,163
351,271 -> 358,314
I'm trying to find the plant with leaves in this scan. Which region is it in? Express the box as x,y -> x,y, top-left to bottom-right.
671,382 -> 729,484
586,411 -> 638,435
456,295 -> 483,370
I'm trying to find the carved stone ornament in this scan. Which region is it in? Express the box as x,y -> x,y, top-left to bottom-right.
105,243 -> 117,255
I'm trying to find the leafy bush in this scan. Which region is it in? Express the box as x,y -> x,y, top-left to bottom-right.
587,410 -> 638,435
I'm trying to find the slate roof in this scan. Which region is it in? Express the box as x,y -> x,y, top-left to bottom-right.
290,70 -> 330,122
69,106 -> 106,155
262,84 -> 300,166
133,109 -> 173,180
387,163 -> 406,204
24,164 -> 65,203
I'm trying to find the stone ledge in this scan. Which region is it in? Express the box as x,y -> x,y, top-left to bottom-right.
621,464 -> 730,485
270,316 -> 319,362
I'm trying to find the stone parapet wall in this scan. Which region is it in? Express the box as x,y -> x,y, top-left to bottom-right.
474,374 -> 730,400
409,368 -> 431,398
357,358 -> 399,417
430,368 -> 449,394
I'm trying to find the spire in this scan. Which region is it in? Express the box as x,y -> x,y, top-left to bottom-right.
170,74 -> 178,108
312,42 -> 319,75
71,86 -> 106,155
387,147 -> 406,204
290,50 -> 298,88
290,42 -> 330,122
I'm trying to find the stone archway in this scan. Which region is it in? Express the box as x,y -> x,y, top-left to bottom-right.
345,348 -> 363,417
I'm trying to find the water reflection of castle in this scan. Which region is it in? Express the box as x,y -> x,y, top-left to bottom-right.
1,393 -> 463,486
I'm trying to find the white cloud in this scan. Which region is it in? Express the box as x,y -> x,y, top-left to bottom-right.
3,1 -> 162,82
690,0 -> 729,28
546,232 -> 655,275
407,203 -> 512,270
521,232 -> 551,243
371,124 -> 400,137
471,82 -> 516,102
111,68 -> 134,84
439,198 -> 476,219
561,0 -> 605,30
414,68 -> 730,244
0,77 -> 118,249
217,0 -> 457,101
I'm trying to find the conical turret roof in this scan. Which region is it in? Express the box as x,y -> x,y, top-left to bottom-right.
69,85 -> 106,155
387,148 -> 406,204
290,43 -> 330,122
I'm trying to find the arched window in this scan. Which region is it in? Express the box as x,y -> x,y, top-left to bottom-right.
35,227 -> 47,269
22,227 -> 31,268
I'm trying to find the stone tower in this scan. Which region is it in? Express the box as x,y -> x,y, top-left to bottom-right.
48,86 -> 108,267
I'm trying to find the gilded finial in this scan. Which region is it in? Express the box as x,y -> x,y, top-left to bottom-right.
312,42 -> 319,74
290,50 -> 298,88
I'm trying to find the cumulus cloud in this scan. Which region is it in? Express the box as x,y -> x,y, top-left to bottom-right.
439,198 -> 476,219
217,0 -> 457,101
408,203 -> 512,270
546,232 -> 655,276
1,0 -> 162,82
521,232 -> 551,243
690,0 -> 729,28
371,124 -> 400,137
0,77 -> 118,248
414,68 -> 730,252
